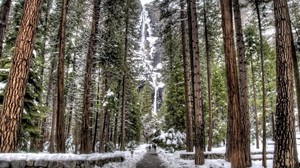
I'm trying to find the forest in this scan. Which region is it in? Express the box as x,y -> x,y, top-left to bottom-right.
0,0 -> 300,167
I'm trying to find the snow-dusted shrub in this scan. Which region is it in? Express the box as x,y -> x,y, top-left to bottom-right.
152,128 -> 186,151
105,141 -> 115,152
127,140 -> 138,149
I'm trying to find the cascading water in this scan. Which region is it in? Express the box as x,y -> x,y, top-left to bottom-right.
139,6 -> 164,116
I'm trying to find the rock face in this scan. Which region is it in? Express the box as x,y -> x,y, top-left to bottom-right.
0,156 -> 124,168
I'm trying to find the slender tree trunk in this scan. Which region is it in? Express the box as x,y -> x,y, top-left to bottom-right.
233,0 -> 251,166
0,0 -> 12,60
180,0 -> 193,152
203,0 -> 213,152
55,0 -> 69,153
39,0 -> 53,152
220,0 -> 245,167
254,2 -> 267,166
273,0 -> 299,167
186,0 -> 204,165
0,0 -> 42,153
251,60 -> 259,149
80,0 -> 101,154
120,0 -> 130,151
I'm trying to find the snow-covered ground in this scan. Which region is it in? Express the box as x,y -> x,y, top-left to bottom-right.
0,140 -> 299,168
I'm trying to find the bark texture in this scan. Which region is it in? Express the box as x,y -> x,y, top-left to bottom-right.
273,0 -> 299,167
80,0 -> 101,154
186,0 -> 204,165
0,0 -> 42,153
232,0 -> 251,166
220,0 -> 245,167
180,0 -> 193,152
56,0 -> 69,153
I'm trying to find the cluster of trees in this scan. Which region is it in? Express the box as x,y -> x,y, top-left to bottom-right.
1,0 -> 300,167
156,0 -> 300,167
0,0 -> 145,154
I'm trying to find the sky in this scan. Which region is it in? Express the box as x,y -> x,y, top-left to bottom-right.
140,0 -> 154,5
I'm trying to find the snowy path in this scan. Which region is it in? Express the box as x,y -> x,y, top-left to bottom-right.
136,151 -> 166,168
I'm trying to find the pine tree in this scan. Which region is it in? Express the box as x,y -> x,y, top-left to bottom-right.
0,0 -> 12,60
273,0 -> 299,167
0,0 -> 42,152
187,0 -> 204,165
220,0 -> 245,167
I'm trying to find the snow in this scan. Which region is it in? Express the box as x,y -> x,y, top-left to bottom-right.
0,152 -> 124,161
140,0 -> 154,6
1,140 -> 300,168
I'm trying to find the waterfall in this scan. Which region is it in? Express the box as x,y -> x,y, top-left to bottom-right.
139,6 -> 164,116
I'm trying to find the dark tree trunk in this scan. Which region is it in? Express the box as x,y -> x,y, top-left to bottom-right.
0,0 -> 12,60
120,0 -> 130,151
80,0 -> 101,154
233,0 -> 251,166
0,0 -> 42,153
203,0 -> 213,152
254,2 -> 267,166
273,0 -> 299,167
56,0 -> 69,153
180,0 -> 193,152
220,0 -> 245,167
186,0 -> 204,165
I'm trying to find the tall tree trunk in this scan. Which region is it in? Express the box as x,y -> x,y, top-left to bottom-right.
254,2 -> 267,166
39,0 -> 53,152
180,0 -> 193,152
0,0 -> 12,60
273,0 -> 299,167
186,0 -> 204,165
0,0 -> 42,153
80,0 -> 101,154
56,0 -> 69,153
220,0 -> 245,167
120,0 -> 130,151
92,70 -> 101,153
233,0 -> 251,166
251,60 -> 259,149
203,0 -> 213,152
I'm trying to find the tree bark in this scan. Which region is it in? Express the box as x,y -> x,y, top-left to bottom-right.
120,0 -> 130,151
203,0 -> 213,152
99,74 -> 107,153
233,0 -> 251,166
186,0 -> 204,165
80,0 -> 101,154
0,0 -> 12,60
0,0 -> 42,153
180,0 -> 193,152
254,2 -> 267,166
56,0 -> 69,153
273,0 -> 299,167
220,0 -> 245,167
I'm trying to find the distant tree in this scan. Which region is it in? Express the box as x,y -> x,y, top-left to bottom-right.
0,0 -> 12,60
180,0 -> 193,152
